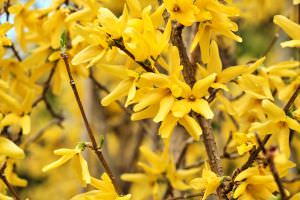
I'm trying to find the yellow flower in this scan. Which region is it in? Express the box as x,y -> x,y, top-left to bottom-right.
191,0 -> 242,63
250,99 -> 300,157
4,160 -> 27,187
42,144 -> 91,186
71,173 -> 131,200
163,0 -> 198,26
98,6 -> 128,39
166,161 -> 200,191
171,73 -> 216,119
159,113 -> 203,140
123,11 -> 172,61
233,166 -> 277,200
198,40 -> 266,91
122,140 -> 200,199
274,15 -> 300,48
238,74 -> 274,100
233,132 -> 256,155
101,69 -> 140,107
0,137 -> 24,159
0,113 -> 31,135
190,163 -> 222,200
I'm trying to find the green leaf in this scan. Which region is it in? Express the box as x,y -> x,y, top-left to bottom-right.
99,135 -> 105,149
60,30 -> 67,53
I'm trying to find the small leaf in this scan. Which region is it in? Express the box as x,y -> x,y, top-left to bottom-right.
60,30 -> 67,53
99,135 -> 105,149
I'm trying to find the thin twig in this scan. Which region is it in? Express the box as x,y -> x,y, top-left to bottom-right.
284,86 -> 300,113
23,119 -> 59,149
261,31 -> 279,57
167,192 -> 204,200
32,64 -> 64,126
255,134 -> 287,200
111,38 -> 154,73
61,52 -> 121,194
0,162 -> 21,200
176,138 -> 194,168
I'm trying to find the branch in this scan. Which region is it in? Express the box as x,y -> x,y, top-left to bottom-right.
170,21 -> 223,198
167,192 -> 204,200
61,52 -> 121,194
23,119 -> 59,149
170,23 -> 196,86
255,134 -> 287,200
32,64 -> 64,126
0,162 -> 21,200
110,38 -> 154,73
176,138 -> 194,168
284,85 -> 300,113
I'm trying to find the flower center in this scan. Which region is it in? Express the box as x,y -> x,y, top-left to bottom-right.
188,95 -> 196,102
173,4 -> 181,12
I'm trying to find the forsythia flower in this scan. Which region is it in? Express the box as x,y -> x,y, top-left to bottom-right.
233,166 -> 278,200
274,15 -> 300,48
42,144 -> 91,186
71,173 -> 131,200
122,140 -> 200,200
190,163 -> 222,200
163,0 -> 198,26
171,73 -> 216,119
250,99 -> 300,157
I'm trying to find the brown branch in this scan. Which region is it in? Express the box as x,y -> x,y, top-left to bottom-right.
171,23 -> 196,86
282,176 -> 300,183
4,44 -> 22,62
0,162 -> 21,200
167,192 -> 204,200
61,52 -> 121,194
23,119 -> 59,149
184,152 -> 241,169
32,64 -> 64,126
255,134 -> 287,200
284,85 -> 300,113
4,0 -> 10,22
176,138 -> 194,168
261,31 -> 279,57
170,21 -> 223,198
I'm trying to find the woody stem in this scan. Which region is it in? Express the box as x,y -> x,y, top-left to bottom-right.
61,53 -> 121,194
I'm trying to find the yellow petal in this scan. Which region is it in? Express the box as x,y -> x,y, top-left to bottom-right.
159,114 -> 178,138
286,117 -> 300,132
233,182 -> 248,199
262,99 -> 285,121
20,115 -> 30,135
192,73 -> 217,98
281,40 -> 300,48
101,79 -> 132,106
207,40 -> 222,74
274,15 -> 300,40
131,105 -> 158,121
171,99 -> 191,118
153,95 -> 174,122
179,115 -> 202,140
42,151 -> 77,172
192,99 -> 214,119
72,45 -> 104,66
0,137 -> 24,159
75,154 -> 91,185
218,65 -> 247,84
